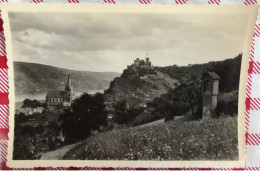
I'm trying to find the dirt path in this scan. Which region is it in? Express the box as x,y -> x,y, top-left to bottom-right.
40,143 -> 79,160
133,118 -> 165,130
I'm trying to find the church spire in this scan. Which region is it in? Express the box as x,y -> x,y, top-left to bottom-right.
65,75 -> 73,92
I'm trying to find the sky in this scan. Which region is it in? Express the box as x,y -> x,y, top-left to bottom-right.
9,12 -> 249,73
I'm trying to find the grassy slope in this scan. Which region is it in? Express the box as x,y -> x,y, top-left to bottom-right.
14,62 -> 120,94
63,116 -> 238,160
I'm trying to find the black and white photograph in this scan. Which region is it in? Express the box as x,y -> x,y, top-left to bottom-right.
2,4 -> 258,168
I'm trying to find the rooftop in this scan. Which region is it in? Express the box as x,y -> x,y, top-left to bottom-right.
208,72 -> 220,80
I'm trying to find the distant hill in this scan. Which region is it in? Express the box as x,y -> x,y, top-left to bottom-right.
14,62 -> 121,94
156,54 -> 242,92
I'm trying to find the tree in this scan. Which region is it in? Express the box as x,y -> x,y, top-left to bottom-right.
15,113 -> 27,123
113,100 -> 128,125
22,99 -> 32,108
31,99 -> 40,113
148,81 -> 203,122
22,99 -> 41,114
59,93 -> 108,142
190,74 -> 197,81
184,85 -> 202,120
113,100 -> 144,126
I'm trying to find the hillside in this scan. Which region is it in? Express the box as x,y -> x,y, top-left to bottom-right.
104,67 -> 178,107
61,116 -> 237,160
14,62 -> 121,94
104,54 -> 241,108
156,54 -> 242,92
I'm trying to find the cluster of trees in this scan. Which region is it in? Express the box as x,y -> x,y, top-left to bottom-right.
113,100 -> 144,126
121,65 -> 156,79
13,120 -> 63,160
22,99 -> 44,114
148,81 -> 202,121
14,93 -> 110,159
59,93 -> 108,143
216,91 -> 239,117
156,54 -> 242,92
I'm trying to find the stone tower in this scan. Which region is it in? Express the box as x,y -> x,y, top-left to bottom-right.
65,75 -> 73,91
201,72 -> 220,118
65,75 -> 74,104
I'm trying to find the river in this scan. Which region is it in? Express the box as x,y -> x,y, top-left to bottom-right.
15,90 -> 104,102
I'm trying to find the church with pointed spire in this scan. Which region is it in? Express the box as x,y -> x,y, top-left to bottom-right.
46,76 -> 74,107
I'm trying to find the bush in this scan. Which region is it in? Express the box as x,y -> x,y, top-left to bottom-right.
13,121 -> 63,160
148,81 -> 202,121
216,99 -> 238,117
113,100 -> 144,126
59,93 -> 108,143
130,112 -> 157,126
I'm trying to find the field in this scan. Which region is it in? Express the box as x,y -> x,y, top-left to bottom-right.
63,116 -> 238,160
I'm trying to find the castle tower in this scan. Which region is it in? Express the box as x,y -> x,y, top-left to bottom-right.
201,72 -> 220,118
145,57 -> 149,64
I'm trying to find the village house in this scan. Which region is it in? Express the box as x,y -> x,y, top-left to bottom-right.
46,76 -> 74,107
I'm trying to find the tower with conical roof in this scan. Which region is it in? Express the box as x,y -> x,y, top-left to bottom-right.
64,75 -> 74,106
65,75 -> 73,92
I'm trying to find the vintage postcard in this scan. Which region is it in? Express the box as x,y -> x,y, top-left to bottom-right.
0,3 -> 258,168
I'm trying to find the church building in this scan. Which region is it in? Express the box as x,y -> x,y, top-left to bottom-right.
46,76 -> 74,107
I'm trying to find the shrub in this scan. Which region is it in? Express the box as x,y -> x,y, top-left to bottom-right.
59,93 -> 108,143
113,100 -> 144,126
148,81 -> 202,121
216,100 -> 238,117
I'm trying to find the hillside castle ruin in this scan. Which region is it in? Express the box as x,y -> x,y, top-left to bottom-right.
126,57 -> 156,77
133,58 -> 153,69
128,57 -> 154,70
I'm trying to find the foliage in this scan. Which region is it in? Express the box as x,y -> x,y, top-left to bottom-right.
13,121 -> 63,160
148,81 -> 202,121
113,100 -> 144,126
22,99 -> 41,114
63,116 -> 238,160
15,113 -> 27,123
130,112 -> 158,127
121,66 -> 156,79
216,100 -> 238,117
113,100 -> 128,125
216,92 -> 238,117
59,93 -> 108,143
156,54 -> 242,92
22,99 -> 41,109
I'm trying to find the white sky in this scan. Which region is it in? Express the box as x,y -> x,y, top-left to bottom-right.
9,12 -> 249,73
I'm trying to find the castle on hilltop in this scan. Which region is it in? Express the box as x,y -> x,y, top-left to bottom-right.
129,57 -> 153,70
125,56 -> 156,78
134,58 -> 152,68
